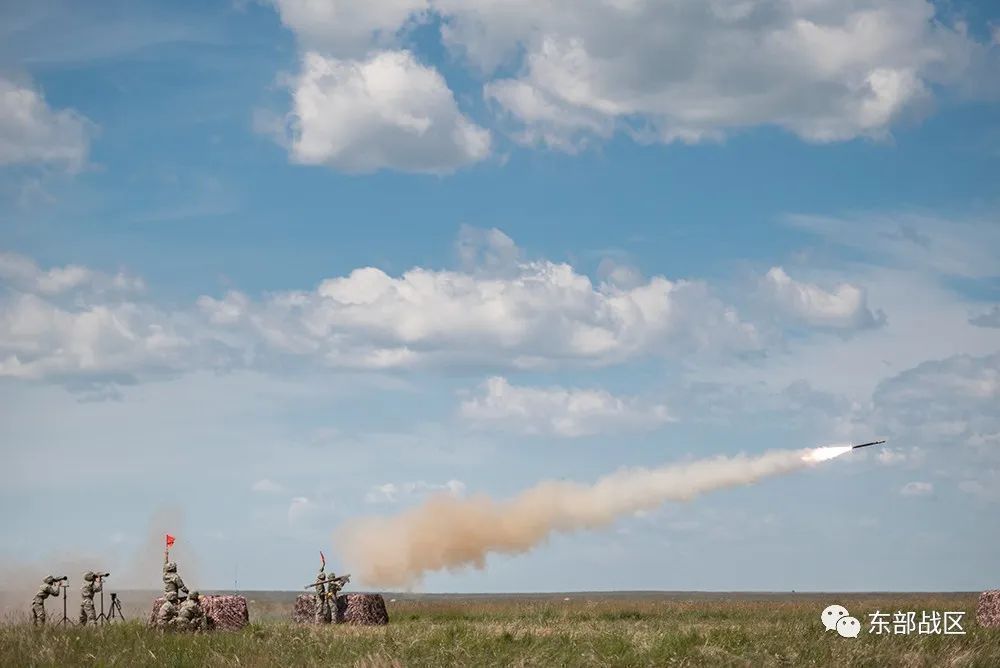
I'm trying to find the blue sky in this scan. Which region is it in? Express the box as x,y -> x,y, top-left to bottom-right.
1,0 -> 998,592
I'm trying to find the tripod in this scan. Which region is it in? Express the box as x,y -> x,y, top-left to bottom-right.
57,586 -> 72,626
97,588 -> 124,624
97,588 -> 107,624
108,593 -> 126,621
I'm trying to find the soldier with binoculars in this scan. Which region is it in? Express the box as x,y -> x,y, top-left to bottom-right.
79,571 -> 110,626
31,575 -> 67,626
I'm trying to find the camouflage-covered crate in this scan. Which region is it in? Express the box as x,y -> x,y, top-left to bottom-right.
147,595 -> 249,631
292,593 -> 389,626
977,590 -> 1000,629
340,593 -> 389,625
292,594 -> 322,624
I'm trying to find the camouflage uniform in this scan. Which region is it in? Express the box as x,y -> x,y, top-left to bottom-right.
157,591 -> 179,629
79,571 -> 102,625
328,572 -> 345,599
312,571 -> 330,624
327,572 -> 346,622
163,561 -> 189,601
31,577 -> 62,626
176,591 -> 208,632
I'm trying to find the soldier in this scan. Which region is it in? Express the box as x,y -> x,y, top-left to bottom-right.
177,591 -> 208,632
31,576 -> 63,626
311,571 -> 330,624
328,570 -> 347,599
156,590 -> 179,629
163,560 -> 189,601
79,572 -> 102,625
327,571 -> 348,622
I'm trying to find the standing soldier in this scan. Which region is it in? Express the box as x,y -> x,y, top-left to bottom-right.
163,560 -> 189,601
31,576 -> 64,626
79,572 -> 103,625
327,571 -> 349,622
310,572 -> 330,624
177,591 -> 208,632
156,590 -> 179,629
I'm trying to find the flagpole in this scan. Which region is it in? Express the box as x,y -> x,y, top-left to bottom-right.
165,534 -> 175,566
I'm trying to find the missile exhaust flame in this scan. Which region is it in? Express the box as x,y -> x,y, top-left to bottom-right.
343,440 -> 886,588
801,445 -> 853,463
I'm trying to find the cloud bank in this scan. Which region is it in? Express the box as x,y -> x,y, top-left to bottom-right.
266,0 -> 997,168
0,227 -> 894,389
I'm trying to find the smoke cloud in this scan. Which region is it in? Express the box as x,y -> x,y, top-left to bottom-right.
343,447 -> 846,588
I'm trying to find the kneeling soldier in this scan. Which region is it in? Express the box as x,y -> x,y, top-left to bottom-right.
177,591 -> 208,631
157,590 -> 179,629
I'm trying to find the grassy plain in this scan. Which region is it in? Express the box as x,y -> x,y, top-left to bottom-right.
0,592 -> 996,667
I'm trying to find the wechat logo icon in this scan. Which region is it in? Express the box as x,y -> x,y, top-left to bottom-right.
822,604 -> 861,639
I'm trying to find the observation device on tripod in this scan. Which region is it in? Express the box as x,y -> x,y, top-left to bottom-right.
56,580 -> 71,626
91,572 -> 124,624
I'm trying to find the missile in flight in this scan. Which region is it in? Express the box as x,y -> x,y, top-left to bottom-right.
851,440 -> 886,450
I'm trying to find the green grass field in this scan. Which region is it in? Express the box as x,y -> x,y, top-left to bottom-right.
1,593 -> 997,667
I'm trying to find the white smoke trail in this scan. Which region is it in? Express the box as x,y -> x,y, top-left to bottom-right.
342,446 -> 851,588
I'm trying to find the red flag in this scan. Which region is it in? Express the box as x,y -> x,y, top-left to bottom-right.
166,534 -> 175,548
320,551 -> 326,568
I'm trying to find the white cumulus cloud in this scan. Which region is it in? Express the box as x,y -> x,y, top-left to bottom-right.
277,50 -> 490,174
2,232 -> 764,386
0,293 -> 191,382
272,0 -> 429,56
198,228 -> 761,369
460,376 -> 672,437
473,0 -> 983,148
0,75 -> 94,170
266,1 -> 996,156
0,252 -> 226,386
761,266 -> 884,330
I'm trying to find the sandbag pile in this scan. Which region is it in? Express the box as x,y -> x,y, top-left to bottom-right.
147,595 -> 250,630
977,590 -> 1000,629
292,593 -> 389,625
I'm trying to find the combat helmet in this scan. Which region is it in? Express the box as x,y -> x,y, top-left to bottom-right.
189,591 -> 200,601
44,576 -> 55,584
84,571 -> 95,582
316,572 -> 326,581
165,590 -> 179,603
165,561 -> 177,573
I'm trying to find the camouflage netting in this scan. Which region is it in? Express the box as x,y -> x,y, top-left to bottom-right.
977,590 -> 1000,629
340,593 -> 389,625
292,593 -> 389,626
147,595 -> 249,631
292,594 -> 321,624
